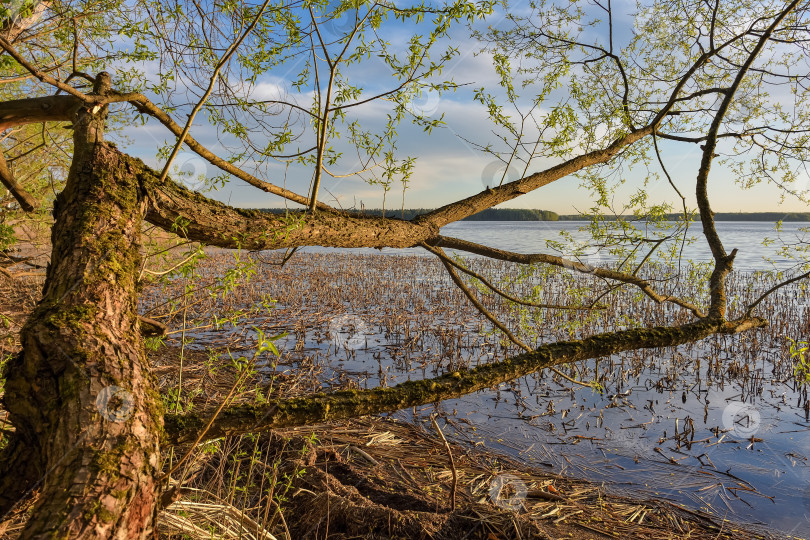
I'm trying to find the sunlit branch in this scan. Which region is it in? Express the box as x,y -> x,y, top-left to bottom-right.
421,242 -> 604,311
138,152 -> 435,250
429,243 -> 601,389
127,94 -> 332,210
745,269 -> 810,318
157,0 -> 275,184
652,132 -> 691,276
428,235 -> 707,318
0,36 -> 92,103
410,35 -> 738,231
412,124 -> 657,228
434,245 -> 533,351
307,4 -> 373,212
0,150 -> 37,211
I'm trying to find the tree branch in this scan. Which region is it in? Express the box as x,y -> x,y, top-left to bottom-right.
0,95 -> 82,131
0,150 -> 37,210
745,269 -> 810,318
0,35 -> 92,103
409,16 -> 749,230
412,124 -> 656,228
0,92 -> 333,211
126,93 -> 334,211
429,235 -> 707,317
694,0 -> 801,318
163,316 -> 766,445
421,242 -> 604,311
157,0 -> 275,184
134,149 -> 436,249
432,244 -> 532,351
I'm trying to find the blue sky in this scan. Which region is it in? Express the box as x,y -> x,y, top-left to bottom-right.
115,0 -> 810,215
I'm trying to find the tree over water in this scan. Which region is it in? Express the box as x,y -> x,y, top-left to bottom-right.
0,0 -> 808,536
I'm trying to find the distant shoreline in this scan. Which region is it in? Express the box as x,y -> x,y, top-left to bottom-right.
258,207 -> 810,222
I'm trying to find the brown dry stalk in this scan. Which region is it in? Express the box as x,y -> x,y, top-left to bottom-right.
430,416 -> 457,512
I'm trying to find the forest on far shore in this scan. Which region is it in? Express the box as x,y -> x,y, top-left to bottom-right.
258,208 -> 810,222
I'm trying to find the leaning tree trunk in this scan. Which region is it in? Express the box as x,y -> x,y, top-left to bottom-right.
0,80 -> 161,538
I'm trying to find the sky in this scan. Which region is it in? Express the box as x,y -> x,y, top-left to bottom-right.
116,0 -> 810,216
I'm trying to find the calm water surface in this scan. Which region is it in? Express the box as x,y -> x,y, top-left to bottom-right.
308,220 -> 809,271
298,221 -> 810,536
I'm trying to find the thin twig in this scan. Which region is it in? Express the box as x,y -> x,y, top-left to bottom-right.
158,0 -> 275,183
422,243 -> 603,311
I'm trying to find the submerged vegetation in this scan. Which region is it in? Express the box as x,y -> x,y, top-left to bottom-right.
129,248 -> 810,535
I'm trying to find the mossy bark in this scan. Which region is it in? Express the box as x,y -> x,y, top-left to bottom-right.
142,170 -> 436,250
0,88 -> 162,538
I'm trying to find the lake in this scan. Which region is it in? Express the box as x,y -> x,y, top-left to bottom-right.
298,221 -> 809,536
307,220 -> 810,272
149,220 -> 810,537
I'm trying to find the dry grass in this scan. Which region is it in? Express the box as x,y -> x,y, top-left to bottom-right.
158,399 -> 781,539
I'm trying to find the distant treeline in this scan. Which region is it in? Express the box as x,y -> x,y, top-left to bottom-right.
557,212 -> 810,222
258,207 -> 561,221
258,208 -> 810,222
691,212 -> 810,222
463,208 -> 560,221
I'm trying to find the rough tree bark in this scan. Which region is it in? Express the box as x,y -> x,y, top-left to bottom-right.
0,77 -> 162,538
0,98 -> 773,538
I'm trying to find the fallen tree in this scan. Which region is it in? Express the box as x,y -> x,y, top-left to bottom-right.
0,0 -> 808,537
